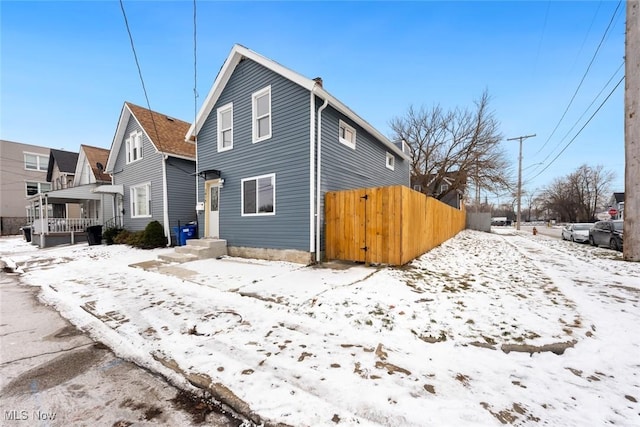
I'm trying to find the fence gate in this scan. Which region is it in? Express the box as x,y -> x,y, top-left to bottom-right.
324,185 -> 466,265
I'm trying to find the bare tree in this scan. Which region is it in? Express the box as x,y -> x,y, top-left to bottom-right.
390,91 -> 513,204
539,164 -> 614,222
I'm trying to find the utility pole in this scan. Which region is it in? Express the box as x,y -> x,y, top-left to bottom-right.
625,0 -> 639,261
507,134 -> 536,231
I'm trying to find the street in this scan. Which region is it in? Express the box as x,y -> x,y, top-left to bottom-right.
0,271 -> 245,427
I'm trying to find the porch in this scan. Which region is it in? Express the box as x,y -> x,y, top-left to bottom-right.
26,184 -> 122,248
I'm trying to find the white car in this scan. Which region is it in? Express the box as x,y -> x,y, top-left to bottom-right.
561,223 -> 592,243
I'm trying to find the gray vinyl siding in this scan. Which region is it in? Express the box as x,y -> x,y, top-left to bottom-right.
166,157 -> 197,238
111,117 -> 165,232
197,58 -> 311,251
319,105 -> 410,192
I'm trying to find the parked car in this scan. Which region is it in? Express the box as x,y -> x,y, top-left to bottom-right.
561,223 -> 592,243
589,220 -> 623,251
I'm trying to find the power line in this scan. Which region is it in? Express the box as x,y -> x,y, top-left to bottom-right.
193,0 -> 198,131
526,75 -> 624,184
526,61 -> 624,177
532,1 -> 551,76
534,0 -> 622,156
118,0 -> 165,154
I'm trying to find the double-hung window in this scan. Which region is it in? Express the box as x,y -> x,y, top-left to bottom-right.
339,120 -> 356,149
252,86 -> 271,142
241,174 -> 275,216
24,153 -> 48,171
217,103 -> 233,151
126,131 -> 143,164
130,182 -> 151,217
25,181 -> 51,196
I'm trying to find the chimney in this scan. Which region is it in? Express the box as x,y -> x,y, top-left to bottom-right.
313,77 -> 323,88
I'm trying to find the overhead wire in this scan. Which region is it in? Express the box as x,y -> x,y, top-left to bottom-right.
525,75 -> 624,184
193,0 -> 198,135
118,0 -> 165,154
533,0 -> 622,156
532,0 -> 551,76
526,61 -> 625,178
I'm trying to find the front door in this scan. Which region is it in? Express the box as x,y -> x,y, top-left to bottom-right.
205,180 -> 220,238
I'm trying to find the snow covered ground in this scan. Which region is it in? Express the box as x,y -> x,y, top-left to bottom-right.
1,229 -> 638,426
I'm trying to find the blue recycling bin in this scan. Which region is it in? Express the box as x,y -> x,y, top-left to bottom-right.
179,223 -> 197,246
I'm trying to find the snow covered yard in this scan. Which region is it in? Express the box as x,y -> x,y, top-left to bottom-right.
1,229 -> 638,426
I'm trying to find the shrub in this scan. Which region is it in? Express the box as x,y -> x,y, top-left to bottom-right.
103,227 -> 124,245
140,220 -> 167,249
113,229 -> 132,245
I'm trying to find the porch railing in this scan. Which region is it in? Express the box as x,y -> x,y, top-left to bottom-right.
32,218 -> 101,234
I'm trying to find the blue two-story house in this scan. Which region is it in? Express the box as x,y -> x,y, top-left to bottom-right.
106,102 -> 196,245
188,45 -> 410,263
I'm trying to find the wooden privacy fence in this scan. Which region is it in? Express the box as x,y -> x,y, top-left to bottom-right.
325,185 -> 466,265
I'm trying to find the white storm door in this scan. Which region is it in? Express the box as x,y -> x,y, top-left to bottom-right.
206,181 -> 220,238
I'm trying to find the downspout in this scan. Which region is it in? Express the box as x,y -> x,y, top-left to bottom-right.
315,96 -> 329,263
162,155 -> 170,246
308,91 -> 315,255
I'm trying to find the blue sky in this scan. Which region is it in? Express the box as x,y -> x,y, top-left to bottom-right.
1,1 -> 626,199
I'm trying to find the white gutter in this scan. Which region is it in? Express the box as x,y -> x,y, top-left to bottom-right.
315,96 -> 329,263
308,91 -> 315,254
162,155 -> 170,246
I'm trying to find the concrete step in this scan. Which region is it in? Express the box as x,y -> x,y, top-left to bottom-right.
160,239 -> 228,263
158,252 -> 198,263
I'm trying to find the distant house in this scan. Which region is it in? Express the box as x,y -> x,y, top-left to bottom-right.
188,44 -> 410,264
105,102 -> 196,245
411,172 -> 466,209
46,149 -> 81,219
26,144 -> 115,247
0,140 -> 50,235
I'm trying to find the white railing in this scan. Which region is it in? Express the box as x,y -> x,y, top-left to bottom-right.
32,218 -> 100,234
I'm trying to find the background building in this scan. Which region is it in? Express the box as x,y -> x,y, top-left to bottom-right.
0,140 -> 51,235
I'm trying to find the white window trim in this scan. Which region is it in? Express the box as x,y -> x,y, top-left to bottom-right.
130,182 -> 152,218
126,131 -> 143,164
338,120 -> 356,149
24,152 -> 48,172
241,173 -> 276,216
252,86 -> 272,143
217,102 -> 234,152
386,152 -> 395,170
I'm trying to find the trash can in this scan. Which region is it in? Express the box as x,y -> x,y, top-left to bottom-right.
22,226 -> 32,242
172,226 -> 181,246
179,223 -> 197,246
86,225 -> 103,246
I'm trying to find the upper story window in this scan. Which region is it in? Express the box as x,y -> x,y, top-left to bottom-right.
126,131 -> 143,164
440,183 -> 449,193
252,86 -> 271,143
386,152 -> 395,170
130,182 -> 151,218
241,173 -> 275,216
26,181 -> 51,196
217,103 -> 233,152
339,120 -> 356,149
24,153 -> 48,171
